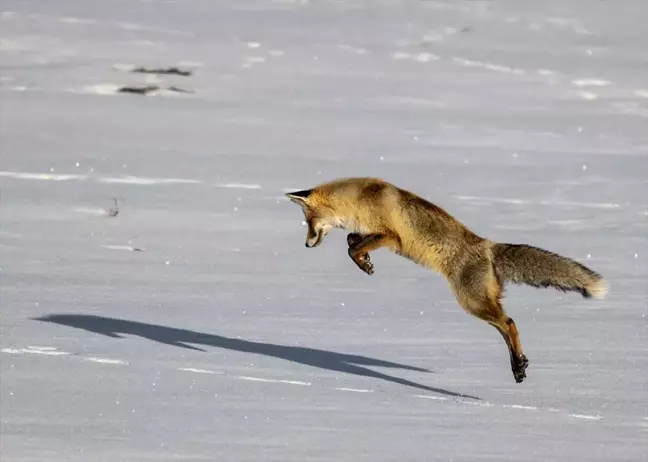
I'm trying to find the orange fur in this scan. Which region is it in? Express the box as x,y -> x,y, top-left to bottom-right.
287,177 -> 606,383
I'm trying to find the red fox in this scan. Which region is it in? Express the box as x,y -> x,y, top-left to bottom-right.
286,177 -> 607,383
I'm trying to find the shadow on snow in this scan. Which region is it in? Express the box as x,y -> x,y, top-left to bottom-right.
35,314 -> 480,400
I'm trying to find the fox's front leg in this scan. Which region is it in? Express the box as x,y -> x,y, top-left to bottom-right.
347,233 -> 372,274
347,233 -> 399,276
346,233 -> 364,247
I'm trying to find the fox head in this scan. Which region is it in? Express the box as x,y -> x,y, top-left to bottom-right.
286,188 -> 339,248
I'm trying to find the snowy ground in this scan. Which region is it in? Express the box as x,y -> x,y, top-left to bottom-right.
1,1 -> 647,461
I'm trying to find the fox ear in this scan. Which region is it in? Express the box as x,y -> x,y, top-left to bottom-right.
285,189 -> 313,208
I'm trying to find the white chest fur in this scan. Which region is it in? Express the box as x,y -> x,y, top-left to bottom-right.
332,216 -> 371,235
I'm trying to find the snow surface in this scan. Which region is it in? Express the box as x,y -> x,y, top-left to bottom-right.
1,0 -> 647,461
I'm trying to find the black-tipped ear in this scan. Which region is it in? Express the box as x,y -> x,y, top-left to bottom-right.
285,189 -> 313,207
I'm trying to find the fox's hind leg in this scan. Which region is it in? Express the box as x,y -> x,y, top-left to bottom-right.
347,233 -> 400,276
451,259 -> 529,383
489,316 -> 528,383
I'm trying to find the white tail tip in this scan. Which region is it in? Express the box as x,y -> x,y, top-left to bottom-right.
588,279 -> 609,299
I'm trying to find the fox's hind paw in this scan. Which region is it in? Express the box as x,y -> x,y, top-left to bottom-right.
513,355 -> 529,383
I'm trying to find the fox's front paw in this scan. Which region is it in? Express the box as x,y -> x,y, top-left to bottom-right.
360,259 -> 375,276
352,253 -> 374,275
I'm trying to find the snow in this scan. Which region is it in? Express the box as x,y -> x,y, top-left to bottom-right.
1,0 -> 647,461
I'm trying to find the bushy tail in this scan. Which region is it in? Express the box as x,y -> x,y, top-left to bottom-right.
492,243 -> 608,299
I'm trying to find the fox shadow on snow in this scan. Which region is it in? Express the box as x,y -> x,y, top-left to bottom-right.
35,314 -> 479,400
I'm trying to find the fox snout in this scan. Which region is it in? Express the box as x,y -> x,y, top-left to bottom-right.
286,189 -> 329,248
305,225 -> 325,248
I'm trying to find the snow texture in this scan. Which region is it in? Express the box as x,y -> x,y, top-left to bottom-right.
1,0 -> 647,461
